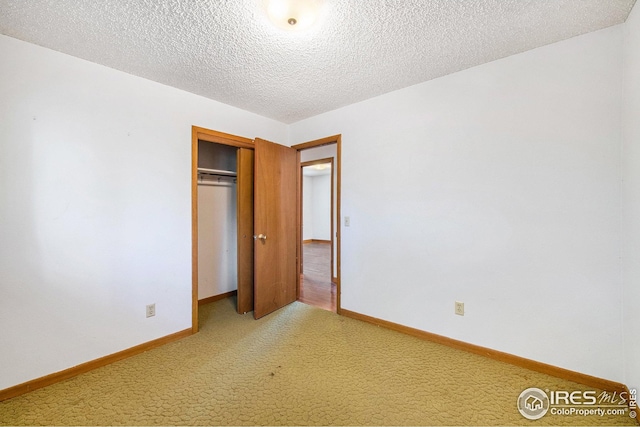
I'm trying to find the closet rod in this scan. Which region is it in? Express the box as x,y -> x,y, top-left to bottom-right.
197,167 -> 237,177
197,180 -> 236,187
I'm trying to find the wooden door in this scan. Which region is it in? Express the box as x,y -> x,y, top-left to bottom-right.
253,138 -> 298,319
236,148 -> 254,314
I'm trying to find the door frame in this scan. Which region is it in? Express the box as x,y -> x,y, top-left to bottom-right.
292,135 -> 342,313
191,126 -> 254,333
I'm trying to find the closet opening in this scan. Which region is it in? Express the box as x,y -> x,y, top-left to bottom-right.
192,127 -> 255,333
196,141 -> 239,306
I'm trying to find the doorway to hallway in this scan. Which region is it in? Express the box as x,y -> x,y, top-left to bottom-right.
299,158 -> 336,312
293,135 -> 341,313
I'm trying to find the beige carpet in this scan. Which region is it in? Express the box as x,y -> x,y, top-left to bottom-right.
0,298 -> 635,426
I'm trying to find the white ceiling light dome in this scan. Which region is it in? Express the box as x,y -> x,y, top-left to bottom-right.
312,163 -> 331,171
266,0 -> 323,31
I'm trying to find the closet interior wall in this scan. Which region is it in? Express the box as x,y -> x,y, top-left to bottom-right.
197,140 -> 238,300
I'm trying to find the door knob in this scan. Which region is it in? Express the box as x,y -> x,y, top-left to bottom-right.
254,234 -> 267,242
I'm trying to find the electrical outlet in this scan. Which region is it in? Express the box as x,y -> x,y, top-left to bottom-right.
146,303 -> 156,318
455,301 -> 464,316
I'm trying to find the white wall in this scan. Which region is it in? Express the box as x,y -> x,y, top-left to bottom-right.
311,175 -> 332,241
302,175 -> 314,240
0,34 -> 287,390
303,173 -> 331,241
622,3 -> 640,391
197,183 -> 237,299
290,26 -> 624,382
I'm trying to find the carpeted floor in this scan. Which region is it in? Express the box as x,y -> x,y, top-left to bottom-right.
0,298 -> 635,426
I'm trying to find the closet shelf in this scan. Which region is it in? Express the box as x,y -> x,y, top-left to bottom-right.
197,167 -> 237,177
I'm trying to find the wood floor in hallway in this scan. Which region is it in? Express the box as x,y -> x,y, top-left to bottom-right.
299,242 -> 336,312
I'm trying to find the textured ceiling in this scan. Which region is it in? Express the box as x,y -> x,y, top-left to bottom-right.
0,0 -> 636,123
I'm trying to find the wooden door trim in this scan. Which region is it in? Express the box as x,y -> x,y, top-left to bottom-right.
293,135 -> 342,314
236,148 -> 255,314
296,151 -> 301,300
193,126 -> 254,148
292,135 -> 340,151
191,125 -> 254,333
301,158 -> 334,167
301,157 -> 335,286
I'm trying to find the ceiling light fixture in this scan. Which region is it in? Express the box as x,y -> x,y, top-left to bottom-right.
312,163 -> 331,171
267,0 -> 322,31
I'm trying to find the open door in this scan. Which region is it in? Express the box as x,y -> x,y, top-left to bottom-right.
253,138 -> 298,319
